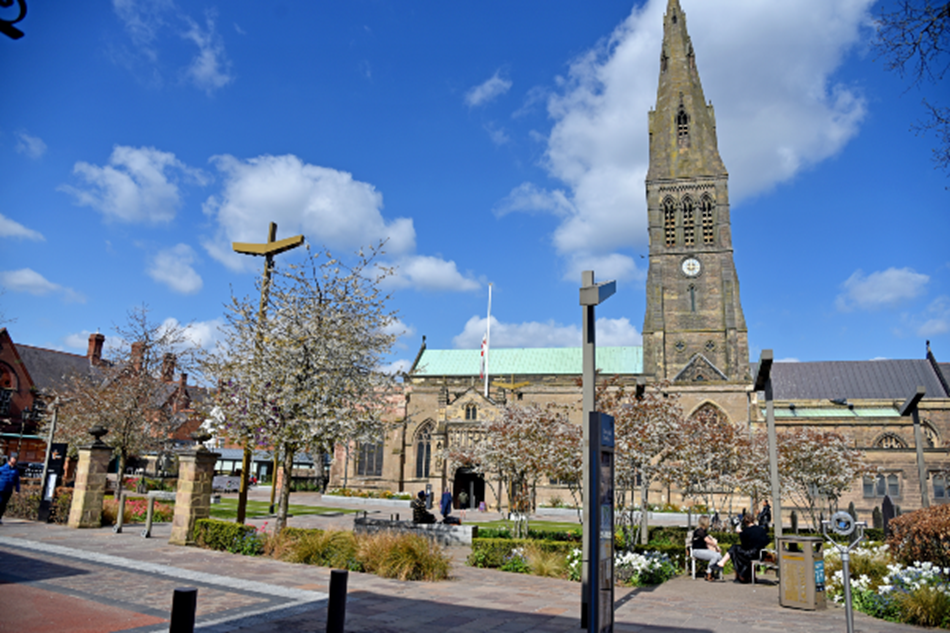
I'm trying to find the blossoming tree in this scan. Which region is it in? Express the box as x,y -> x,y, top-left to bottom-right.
206,244 -> 399,533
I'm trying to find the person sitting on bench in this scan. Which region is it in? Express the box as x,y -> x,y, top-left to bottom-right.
411,490 -> 437,524
728,513 -> 771,583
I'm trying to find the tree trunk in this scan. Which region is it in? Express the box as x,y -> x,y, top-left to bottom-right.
640,477 -> 649,546
275,442 -> 295,533
116,450 -> 126,503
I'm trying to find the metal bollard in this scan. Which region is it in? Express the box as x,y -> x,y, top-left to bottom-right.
326,569 -> 348,633
170,587 -> 198,633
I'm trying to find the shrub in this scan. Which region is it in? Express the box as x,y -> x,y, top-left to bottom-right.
499,547 -> 531,574
468,537 -> 575,568
525,544 -> 567,578
5,485 -> 74,523
281,529 -> 360,570
358,532 -> 450,581
194,519 -> 266,556
887,504 -> 950,569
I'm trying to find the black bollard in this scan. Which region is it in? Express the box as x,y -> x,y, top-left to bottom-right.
170,587 -> 198,633
326,569 -> 348,633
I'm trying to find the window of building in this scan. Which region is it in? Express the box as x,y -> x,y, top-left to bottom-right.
682,197 -> 695,246
677,106 -> 690,148
863,474 -> 900,498
923,421 -> 939,448
701,196 -> 714,244
357,440 -> 383,477
933,474 -> 948,500
933,474 -> 948,499
874,433 -> 908,449
415,424 -> 432,479
465,403 -> 478,421
0,388 -> 12,416
663,197 -> 676,247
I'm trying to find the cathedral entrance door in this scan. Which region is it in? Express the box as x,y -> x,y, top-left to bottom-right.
453,467 -> 485,510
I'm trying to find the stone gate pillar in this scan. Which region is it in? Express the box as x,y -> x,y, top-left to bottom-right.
67,427 -> 112,529
169,446 -> 219,546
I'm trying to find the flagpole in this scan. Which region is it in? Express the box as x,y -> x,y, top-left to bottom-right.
484,283 -> 492,398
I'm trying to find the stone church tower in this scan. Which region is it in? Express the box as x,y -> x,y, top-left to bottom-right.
642,0 -> 750,384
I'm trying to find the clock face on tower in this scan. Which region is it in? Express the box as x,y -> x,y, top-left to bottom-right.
681,257 -> 702,277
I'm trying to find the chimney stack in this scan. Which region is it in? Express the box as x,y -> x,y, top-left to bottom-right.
161,353 -> 176,382
87,332 -> 105,365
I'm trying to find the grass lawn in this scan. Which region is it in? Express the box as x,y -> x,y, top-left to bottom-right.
209,498 -> 359,520
474,519 -> 581,532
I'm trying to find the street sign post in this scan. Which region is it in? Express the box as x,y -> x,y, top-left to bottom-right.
587,411 -> 615,633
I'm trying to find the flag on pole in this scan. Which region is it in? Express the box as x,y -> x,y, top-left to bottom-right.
480,334 -> 487,380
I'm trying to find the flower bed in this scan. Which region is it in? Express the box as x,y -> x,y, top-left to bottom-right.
825,543 -> 950,628
325,488 -> 412,500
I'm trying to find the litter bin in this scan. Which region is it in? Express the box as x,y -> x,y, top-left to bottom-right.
778,536 -> 826,610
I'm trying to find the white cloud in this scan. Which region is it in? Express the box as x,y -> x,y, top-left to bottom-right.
148,244 -> 203,294
506,0 -> 871,259
203,153 -> 416,269
917,296 -> 950,337
112,0 -> 173,62
182,11 -> 233,94
836,267 -> 929,311
60,145 -> 206,224
453,315 -> 641,349
465,70 -> 512,107
380,359 -> 413,376
160,317 -> 224,350
15,130 -> 47,159
484,123 -> 510,146
495,182 -> 574,217
383,255 -> 480,292
0,213 -> 44,241
0,268 -> 84,302
563,252 -> 644,284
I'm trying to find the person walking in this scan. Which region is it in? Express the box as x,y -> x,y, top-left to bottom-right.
0,455 -> 21,524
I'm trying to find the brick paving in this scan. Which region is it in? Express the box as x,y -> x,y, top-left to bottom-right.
0,492 -> 929,632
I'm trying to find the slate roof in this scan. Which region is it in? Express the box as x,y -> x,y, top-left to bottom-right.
411,346 -> 643,377
15,344 -> 107,393
212,448 -> 316,465
768,360 -> 950,401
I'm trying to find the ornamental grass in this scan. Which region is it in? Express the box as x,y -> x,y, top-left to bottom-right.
357,531 -> 450,581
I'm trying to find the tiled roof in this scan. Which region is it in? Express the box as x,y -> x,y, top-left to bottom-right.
412,346 -> 643,376
769,360 -> 949,401
15,344 -> 106,393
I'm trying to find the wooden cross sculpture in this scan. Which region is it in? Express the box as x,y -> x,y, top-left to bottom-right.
231,222 -> 304,523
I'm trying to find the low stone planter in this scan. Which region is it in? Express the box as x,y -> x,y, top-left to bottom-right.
353,516 -> 478,546
321,495 -> 411,508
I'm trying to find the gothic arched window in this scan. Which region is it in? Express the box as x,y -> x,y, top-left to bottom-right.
874,433 -> 908,450
465,403 -> 478,421
677,106 -> 690,148
357,439 -> 383,477
663,197 -> 677,247
923,421 -> 940,448
415,423 -> 433,479
682,197 -> 695,246
701,196 -> 714,244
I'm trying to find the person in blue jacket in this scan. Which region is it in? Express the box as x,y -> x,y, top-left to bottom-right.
439,489 -> 453,520
0,455 -> 20,524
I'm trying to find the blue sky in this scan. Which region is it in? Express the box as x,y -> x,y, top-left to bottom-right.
1,0 -> 947,374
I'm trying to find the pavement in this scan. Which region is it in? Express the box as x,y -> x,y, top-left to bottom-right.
0,491 -> 926,633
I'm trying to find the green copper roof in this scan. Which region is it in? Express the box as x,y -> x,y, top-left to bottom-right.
413,347 -> 643,377
767,407 -> 899,419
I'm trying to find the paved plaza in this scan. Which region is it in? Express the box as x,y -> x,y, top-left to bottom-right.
0,493 -> 926,633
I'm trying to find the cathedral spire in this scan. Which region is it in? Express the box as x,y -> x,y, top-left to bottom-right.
647,0 -> 727,182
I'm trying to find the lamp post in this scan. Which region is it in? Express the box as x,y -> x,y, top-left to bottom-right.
579,270 -> 616,631
899,387 -> 928,508
754,349 -> 782,538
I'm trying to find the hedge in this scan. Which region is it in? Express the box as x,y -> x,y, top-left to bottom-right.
194,518 -> 265,555
5,485 -> 73,524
